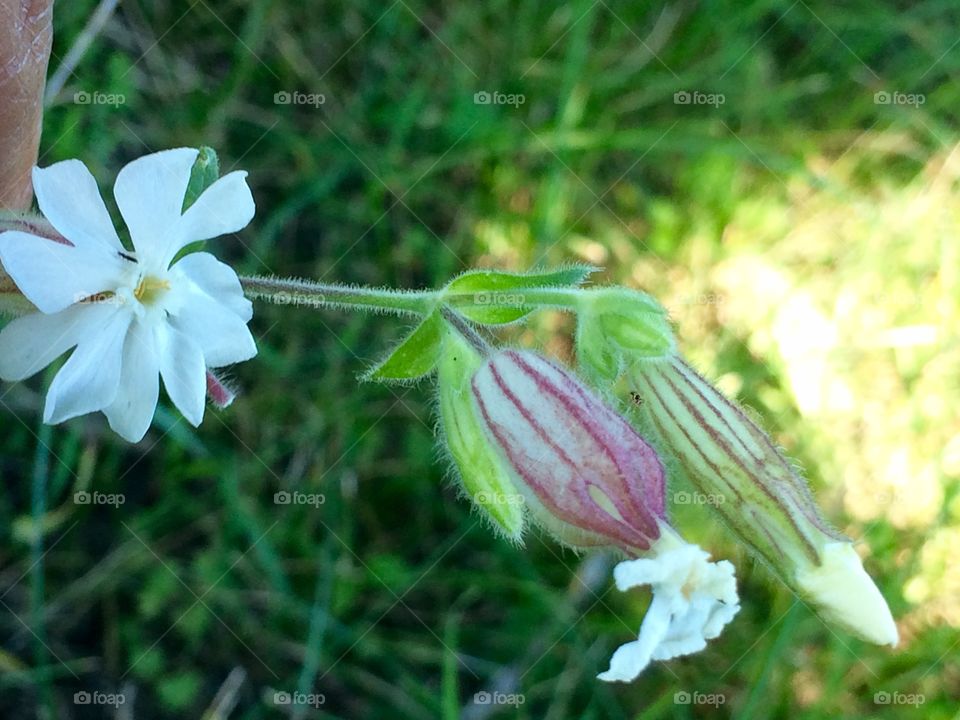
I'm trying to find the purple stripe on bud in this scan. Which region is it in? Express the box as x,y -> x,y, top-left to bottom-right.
471,350 -> 665,552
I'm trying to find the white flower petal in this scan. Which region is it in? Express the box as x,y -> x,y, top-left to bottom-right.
157,323 -> 206,426
0,231 -> 127,313
701,596 -> 740,640
174,251 -> 252,320
103,319 -> 160,442
178,171 -> 255,244
597,641 -> 649,683
43,308 -> 131,424
32,160 -> 123,251
114,148 -> 198,268
0,303 -> 116,381
611,556 -> 670,589
599,529 -> 740,683
166,277 -> 256,368
598,591 -> 672,682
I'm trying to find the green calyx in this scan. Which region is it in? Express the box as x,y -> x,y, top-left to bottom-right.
436,329 -> 525,541
575,288 -> 676,383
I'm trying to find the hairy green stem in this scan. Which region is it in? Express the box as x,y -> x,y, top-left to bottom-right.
445,285 -> 583,310
240,275 -> 585,316
239,275 -> 435,315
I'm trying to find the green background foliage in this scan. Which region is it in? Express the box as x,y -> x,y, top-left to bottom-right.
1,1 -> 958,717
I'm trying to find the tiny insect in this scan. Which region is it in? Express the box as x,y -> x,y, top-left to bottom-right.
629,392 -> 644,406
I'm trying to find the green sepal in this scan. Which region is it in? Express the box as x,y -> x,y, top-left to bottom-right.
575,318 -> 622,385
575,288 -> 675,383
364,309 -> 444,382
445,265 -> 596,324
181,146 -> 220,212
171,147 -> 221,265
437,329 -> 525,541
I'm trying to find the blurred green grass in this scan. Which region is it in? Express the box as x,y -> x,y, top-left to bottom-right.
1,0 -> 959,717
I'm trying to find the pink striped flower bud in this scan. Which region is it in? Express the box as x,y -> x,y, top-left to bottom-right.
471,349 -> 665,553
470,349 -> 740,681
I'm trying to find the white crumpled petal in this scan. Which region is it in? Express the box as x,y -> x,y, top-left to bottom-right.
32,160 -> 123,251
114,147 -> 198,268
0,230 -> 126,313
598,529 -> 739,683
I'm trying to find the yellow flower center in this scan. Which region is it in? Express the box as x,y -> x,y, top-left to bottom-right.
134,275 -> 170,305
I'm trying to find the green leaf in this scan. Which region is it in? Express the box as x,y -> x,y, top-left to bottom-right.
445,265 -> 596,324
181,146 -> 220,212
365,310 -> 444,381
447,265 -> 595,293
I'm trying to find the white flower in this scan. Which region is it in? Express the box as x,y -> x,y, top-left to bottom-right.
598,527 -> 739,682
0,148 -> 257,442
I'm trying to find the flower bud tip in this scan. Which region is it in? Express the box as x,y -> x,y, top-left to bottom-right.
796,542 -> 898,647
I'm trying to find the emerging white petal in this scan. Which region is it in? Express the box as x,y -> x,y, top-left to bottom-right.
0,230 -> 126,313
44,308 -> 132,424
103,319 -> 160,443
178,171 -> 255,245
598,527 -> 739,682
114,148 -> 198,268
32,160 -> 123,251
795,542 -> 898,646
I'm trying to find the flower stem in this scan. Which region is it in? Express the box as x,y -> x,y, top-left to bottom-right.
239,275 -> 436,316
444,286 -> 583,311
440,306 -> 492,355
240,275 -> 586,317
